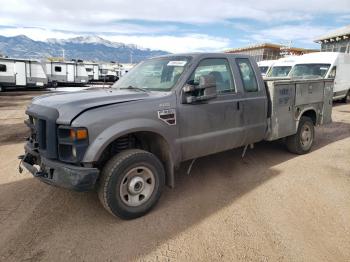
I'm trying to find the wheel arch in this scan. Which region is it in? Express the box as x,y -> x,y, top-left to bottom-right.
298,108 -> 317,125
83,121 -> 177,188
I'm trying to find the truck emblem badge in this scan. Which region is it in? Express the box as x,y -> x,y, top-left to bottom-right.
159,103 -> 170,107
158,109 -> 176,125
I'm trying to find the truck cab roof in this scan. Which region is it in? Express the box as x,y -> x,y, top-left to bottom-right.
155,52 -> 253,60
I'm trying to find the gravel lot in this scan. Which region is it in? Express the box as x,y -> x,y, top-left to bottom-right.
0,89 -> 349,262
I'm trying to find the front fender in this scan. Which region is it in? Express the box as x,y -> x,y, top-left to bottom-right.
82,118 -> 178,164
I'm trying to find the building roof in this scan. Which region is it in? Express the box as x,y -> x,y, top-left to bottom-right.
225,43 -> 317,53
314,25 -> 350,42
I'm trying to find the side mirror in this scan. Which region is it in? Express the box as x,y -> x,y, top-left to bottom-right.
183,75 -> 217,104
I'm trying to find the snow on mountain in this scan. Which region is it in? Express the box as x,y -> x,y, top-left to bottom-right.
0,35 -> 170,63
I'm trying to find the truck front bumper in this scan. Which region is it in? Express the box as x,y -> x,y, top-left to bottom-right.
20,145 -> 99,192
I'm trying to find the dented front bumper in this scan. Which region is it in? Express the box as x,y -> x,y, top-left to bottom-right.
19,143 -> 99,192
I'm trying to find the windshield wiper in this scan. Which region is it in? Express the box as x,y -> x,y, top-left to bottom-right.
120,85 -> 148,92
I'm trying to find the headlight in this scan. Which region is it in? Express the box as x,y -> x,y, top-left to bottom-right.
69,128 -> 88,141
58,126 -> 89,163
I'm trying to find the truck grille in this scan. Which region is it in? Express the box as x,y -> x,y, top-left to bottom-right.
26,113 -> 57,159
27,116 -> 46,150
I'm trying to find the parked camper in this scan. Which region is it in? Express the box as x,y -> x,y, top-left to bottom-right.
257,60 -> 276,77
99,63 -> 119,82
119,63 -> 135,76
84,62 -> 99,81
45,61 -> 89,87
0,58 -> 48,91
266,56 -> 299,78
289,52 -> 350,102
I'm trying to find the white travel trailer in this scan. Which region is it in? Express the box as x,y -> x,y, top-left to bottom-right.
84,62 -> 99,81
0,58 -> 47,91
99,63 -> 119,82
289,52 -> 350,102
45,61 -> 89,87
266,56 -> 299,78
257,60 -> 277,77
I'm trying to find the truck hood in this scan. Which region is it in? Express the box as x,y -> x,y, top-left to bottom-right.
29,89 -> 162,125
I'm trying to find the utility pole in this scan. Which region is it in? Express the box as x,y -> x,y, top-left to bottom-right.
62,49 -> 65,60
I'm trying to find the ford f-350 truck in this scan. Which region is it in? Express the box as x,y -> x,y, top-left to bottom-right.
19,53 -> 333,219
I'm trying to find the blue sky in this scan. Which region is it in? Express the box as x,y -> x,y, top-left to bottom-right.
0,0 -> 349,52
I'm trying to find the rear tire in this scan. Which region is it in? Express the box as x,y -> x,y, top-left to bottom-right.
286,116 -> 314,154
341,90 -> 350,103
98,149 -> 165,219
51,81 -> 58,88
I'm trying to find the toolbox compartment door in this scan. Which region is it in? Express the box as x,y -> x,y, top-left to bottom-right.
265,81 -> 295,141
321,80 -> 333,125
295,80 -> 324,106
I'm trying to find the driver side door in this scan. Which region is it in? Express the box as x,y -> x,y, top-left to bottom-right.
177,58 -> 245,161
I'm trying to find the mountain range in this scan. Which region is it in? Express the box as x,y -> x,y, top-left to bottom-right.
0,35 -> 170,63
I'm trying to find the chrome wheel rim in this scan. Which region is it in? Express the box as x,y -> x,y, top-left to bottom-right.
300,125 -> 312,149
119,166 -> 155,207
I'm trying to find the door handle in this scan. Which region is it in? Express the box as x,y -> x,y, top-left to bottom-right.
237,101 -> 240,110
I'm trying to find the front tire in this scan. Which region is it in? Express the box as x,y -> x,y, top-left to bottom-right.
98,149 -> 165,219
286,116 -> 315,154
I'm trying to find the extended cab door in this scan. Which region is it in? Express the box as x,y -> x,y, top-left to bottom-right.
177,57 -> 245,161
235,58 -> 268,144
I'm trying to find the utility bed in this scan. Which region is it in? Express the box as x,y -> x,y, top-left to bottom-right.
265,79 -> 333,141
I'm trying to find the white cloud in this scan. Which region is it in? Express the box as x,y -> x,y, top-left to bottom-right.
0,0 -> 349,52
105,34 -> 230,53
336,14 -> 350,23
0,0 -> 349,29
250,25 -> 334,45
0,27 -> 79,41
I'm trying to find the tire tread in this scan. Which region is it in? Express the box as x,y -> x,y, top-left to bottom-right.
97,149 -> 164,219
286,116 -> 314,155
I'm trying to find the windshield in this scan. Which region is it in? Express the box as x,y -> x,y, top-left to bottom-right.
267,66 -> 292,77
258,66 -> 269,74
290,64 -> 331,79
112,56 -> 191,91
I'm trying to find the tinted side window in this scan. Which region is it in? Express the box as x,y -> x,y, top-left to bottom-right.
55,66 -> 62,72
236,58 -> 258,92
0,64 -> 6,72
188,58 -> 235,93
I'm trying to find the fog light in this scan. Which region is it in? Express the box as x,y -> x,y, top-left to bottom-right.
72,146 -> 77,158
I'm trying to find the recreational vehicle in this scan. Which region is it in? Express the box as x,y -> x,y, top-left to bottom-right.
266,56 -> 299,78
0,58 -> 47,91
45,61 -> 89,87
84,62 -> 99,81
289,52 -> 350,102
99,63 -> 119,82
257,60 -> 276,77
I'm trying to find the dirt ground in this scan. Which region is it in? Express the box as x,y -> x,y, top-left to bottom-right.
0,90 -> 350,262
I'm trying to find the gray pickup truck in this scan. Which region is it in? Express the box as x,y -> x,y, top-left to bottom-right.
19,53 -> 333,219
